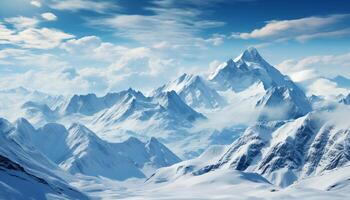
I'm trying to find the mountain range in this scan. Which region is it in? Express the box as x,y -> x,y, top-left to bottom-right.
1,47 -> 350,199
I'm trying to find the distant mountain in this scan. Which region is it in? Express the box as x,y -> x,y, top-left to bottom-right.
153,73 -> 226,109
331,75 -> 350,89
0,118 -> 88,199
64,88 -> 147,116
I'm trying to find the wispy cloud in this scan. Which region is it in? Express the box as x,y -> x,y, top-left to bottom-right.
307,78 -> 349,97
49,0 -> 118,13
30,0 -> 42,8
232,14 -> 350,42
41,12 -> 58,21
90,5 -> 225,48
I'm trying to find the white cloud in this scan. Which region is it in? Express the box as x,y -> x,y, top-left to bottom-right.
49,0 -> 118,13
277,52 -> 350,81
30,0 -> 42,7
307,78 -> 349,98
232,14 -> 350,42
0,20 -> 74,49
61,35 -> 131,62
278,53 -> 350,98
5,16 -> 39,30
41,12 -> 58,21
59,35 -> 182,92
0,48 -> 28,59
0,48 -> 68,68
13,28 -> 74,49
0,69 -> 91,95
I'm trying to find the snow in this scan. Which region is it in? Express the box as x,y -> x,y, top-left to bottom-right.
5,118 -> 181,181
0,118 -> 88,200
153,73 -> 226,109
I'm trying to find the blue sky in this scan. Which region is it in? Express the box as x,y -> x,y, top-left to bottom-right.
0,0 -> 350,95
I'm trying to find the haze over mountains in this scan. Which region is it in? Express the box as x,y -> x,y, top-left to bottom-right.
1,48 -> 350,199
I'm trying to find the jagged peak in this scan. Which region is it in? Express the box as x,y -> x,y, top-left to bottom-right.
147,137 -> 161,146
124,136 -> 144,146
14,118 -> 35,130
234,47 -> 263,63
68,123 -> 97,138
0,118 -> 13,133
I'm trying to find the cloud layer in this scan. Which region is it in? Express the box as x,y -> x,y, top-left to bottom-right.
232,14 -> 350,42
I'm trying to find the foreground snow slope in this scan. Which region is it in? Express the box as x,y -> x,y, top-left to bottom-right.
72,149 -> 350,200
10,118 -> 181,180
0,118 -> 88,200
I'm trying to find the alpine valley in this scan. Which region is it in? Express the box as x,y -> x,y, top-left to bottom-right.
1,48 -> 350,200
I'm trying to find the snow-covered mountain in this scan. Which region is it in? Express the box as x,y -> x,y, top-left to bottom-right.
64,88 -> 147,116
153,73 -> 226,109
209,47 -> 311,120
9,118 -> 181,180
209,47 -> 298,92
154,108 -> 350,188
0,118 -> 88,199
93,90 -> 204,128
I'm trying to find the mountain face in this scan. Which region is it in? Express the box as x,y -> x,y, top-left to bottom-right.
10,118 -> 180,180
339,94 -> 350,105
94,90 -> 204,127
64,88 -> 147,116
153,73 -> 226,109
209,47 -> 297,92
170,110 -> 349,187
256,86 -> 313,120
0,118 -> 88,200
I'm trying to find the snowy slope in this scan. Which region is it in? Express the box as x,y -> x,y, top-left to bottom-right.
0,118 -> 88,200
9,118 -> 181,180
189,108 -> 350,187
147,145 -> 229,183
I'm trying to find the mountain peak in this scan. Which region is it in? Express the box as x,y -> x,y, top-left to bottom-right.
234,47 -> 263,63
